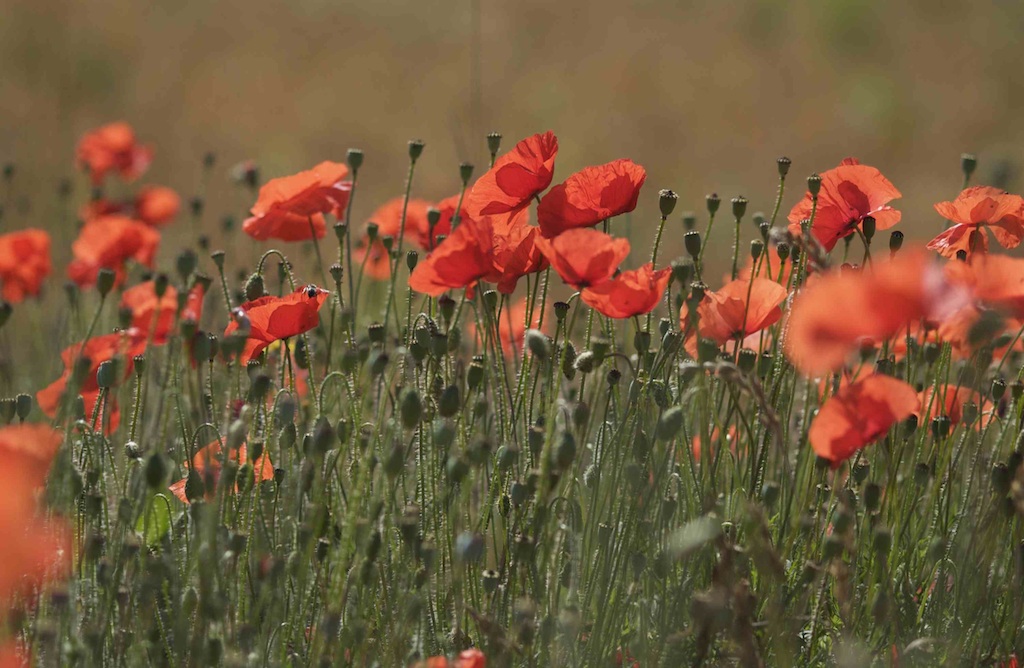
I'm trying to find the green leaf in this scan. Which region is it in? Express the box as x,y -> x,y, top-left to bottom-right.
135,493 -> 172,547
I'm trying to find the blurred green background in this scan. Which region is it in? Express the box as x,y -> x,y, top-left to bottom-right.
2,0 -> 1023,266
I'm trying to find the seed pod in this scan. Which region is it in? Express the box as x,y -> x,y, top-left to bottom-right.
659,189 -> 678,217
400,388 -> 423,429
657,407 -> 683,441
438,385 -> 461,418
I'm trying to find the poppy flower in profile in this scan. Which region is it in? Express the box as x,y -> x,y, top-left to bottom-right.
464,131 -> 558,219
928,186 -> 1024,258
581,263 -> 671,319
917,384 -> 988,429
243,161 -> 352,242
534,228 -> 630,289
682,278 -> 788,348
945,253 -> 1024,318
224,285 -> 329,363
809,374 -> 919,466
787,158 -> 902,252
0,426 -> 70,607
120,280 -> 205,343
488,208 -> 548,293
168,439 -> 275,504
0,229 -> 51,303
537,159 -> 647,237
785,250 -> 970,376
67,215 -> 161,288
409,217 -> 496,296
134,185 -> 181,227
36,329 -> 144,434
75,121 -> 153,185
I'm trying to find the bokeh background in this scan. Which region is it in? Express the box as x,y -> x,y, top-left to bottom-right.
2,0 -> 1024,268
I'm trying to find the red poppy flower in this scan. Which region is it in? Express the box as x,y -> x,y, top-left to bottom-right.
917,384 -> 989,429
534,228 -> 630,289
464,131 -> 558,219
135,185 -> 181,227
785,251 -> 970,376
168,439 -> 275,504
67,215 -> 161,288
243,161 -> 352,242
0,427 -> 70,607
0,229 -> 51,303
223,285 -> 329,363
928,186 -> 1024,259
787,158 -> 902,252
945,254 -> 1024,318
682,278 -> 788,348
352,197 -> 435,280
537,159 -> 647,237
120,280 -> 205,344
36,327 -> 146,418
581,263 -> 670,319
809,374 -> 919,466
455,649 -> 486,668
75,121 -> 153,185
488,208 -> 548,293
408,217 -> 496,296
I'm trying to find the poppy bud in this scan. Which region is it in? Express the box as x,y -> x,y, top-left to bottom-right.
96,360 -> 119,389
697,338 -> 719,363
689,281 -> 707,303
775,243 -> 791,263
331,221 -> 347,245
633,331 -> 650,355
681,212 -> 696,230
574,351 -> 595,374
467,359 -> 485,390
14,394 -> 31,421
931,415 -> 951,440
459,162 -> 474,186
381,235 -> 394,253
903,414 -> 918,438
438,385 -> 461,418
210,251 -> 226,271
659,189 -> 678,218
446,455 -> 469,484
144,452 -> 167,489
96,269 -> 116,297
806,174 -> 822,197
408,139 -> 425,161
758,220 -> 770,241
0,302 -> 10,330
962,401 -> 979,426
777,156 -> 791,177
670,261 -> 693,287
606,368 -> 621,386
750,239 -> 763,262
960,153 -> 977,180
487,132 -> 502,157
553,432 -> 576,469
400,388 -> 423,429
657,407 -> 683,441
684,231 -> 702,258
244,273 -> 265,302
369,350 -> 389,376
550,301 -> 569,322
873,526 -> 892,556
861,215 -> 876,242
706,193 -> 720,215
731,195 -> 747,219
482,290 -> 498,314
438,294 -> 456,323
404,250 -> 418,272
329,263 -> 343,285
176,249 -> 198,282
526,329 -> 549,361
992,377 -> 1007,401
923,342 -> 941,365
761,481 -> 780,508
737,348 -> 757,374
889,230 -> 904,253
347,148 -> 364,172
365,222 -> 379,241
992,462 -> 1011,495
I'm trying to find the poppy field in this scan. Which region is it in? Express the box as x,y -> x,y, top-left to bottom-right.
1,122 -> 1024,667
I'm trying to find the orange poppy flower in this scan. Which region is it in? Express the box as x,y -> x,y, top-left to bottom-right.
120,280 -> 205,343
464,131 -> 558,219
223,285 -> 329,363
36,329 -> 145,432
0,424 -> 63,489
0,429 -> 70,606
134,185 -> 181,227
581,263 -> 671,319
75,121 -> 153,185
917,384 -> 988,429
454,649 -> 486,668
488,208 -> 548,294
537,159 -> 647,237
681,278 -> 788,348
928,186 -> 1024,258
944,250 -> 1024,320
787,158 -> 901,252
242,161 -> 351,242
408,217 -> 496,297
785,251 -> 970,376
168,439 -> 275,504
0,229 -> 51,303
67,215 -> 161,288
367,197 -> 433,244
809,374 -> 919,466
534,228 -> 630,289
